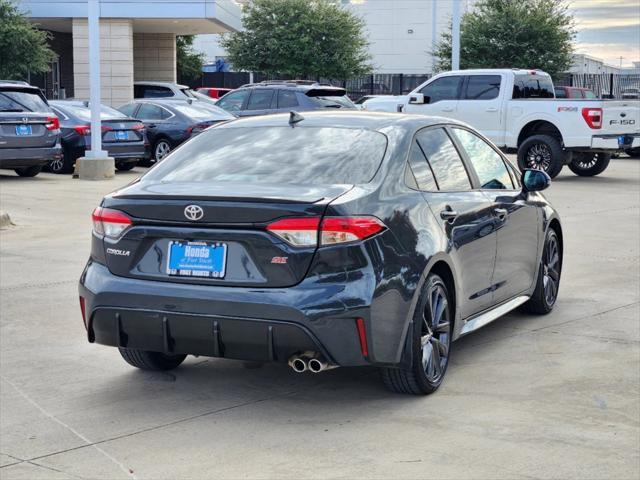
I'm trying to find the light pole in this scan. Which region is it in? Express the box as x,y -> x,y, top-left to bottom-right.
451,0 -> 461,71
76,0 -> 114,179
431,0 -> 438,72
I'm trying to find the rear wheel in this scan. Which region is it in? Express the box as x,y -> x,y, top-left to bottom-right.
116,162 -> 136,171
381,274 -> 452,395
14,165 -> 42,177
568,152 -> 611,176
522,228 -> 561,314
517,135 -> 566,179
118,348 -> 186,371
154,139 -> 171,161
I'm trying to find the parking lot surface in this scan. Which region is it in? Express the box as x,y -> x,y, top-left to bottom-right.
1,158 -> 639,480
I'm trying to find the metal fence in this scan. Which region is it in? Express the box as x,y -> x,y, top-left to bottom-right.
196,72 -> 640,100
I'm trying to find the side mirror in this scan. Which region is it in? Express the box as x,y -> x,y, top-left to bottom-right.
408,93 -> 426,104
522,169 -> 551,192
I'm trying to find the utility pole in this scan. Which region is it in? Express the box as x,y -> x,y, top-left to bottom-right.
431,0 -> 438,73
76,0 -> 114,179
451,0 -> 461,71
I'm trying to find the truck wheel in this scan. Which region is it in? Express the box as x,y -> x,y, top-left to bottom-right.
517,135 -> 566,179
14,166 -> 43,177
118,347 -> 186,371
568,152 -> 611,177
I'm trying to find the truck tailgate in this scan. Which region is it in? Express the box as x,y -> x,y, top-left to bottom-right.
602,101 -> 640,134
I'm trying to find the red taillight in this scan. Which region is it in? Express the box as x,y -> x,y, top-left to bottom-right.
266,216 -> 386,247
74,125 -> 91,136
79,296 -> 87,328
132,123 -> 145,131
91,207 -> 132,239
45,116 -> 60,131
356,318 -> 369,357
582,107 -> 602,129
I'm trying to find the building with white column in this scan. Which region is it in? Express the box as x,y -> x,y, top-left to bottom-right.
19,0 -> 242,105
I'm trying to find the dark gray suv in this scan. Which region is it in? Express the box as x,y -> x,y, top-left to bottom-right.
0,81 -> 62,177
215,81 -> 356,117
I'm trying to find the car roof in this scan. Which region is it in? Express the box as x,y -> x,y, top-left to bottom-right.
133,81 -> 189,89
216,110 -> 468,133
0,81 -> 41,90
235,81 -> 346,92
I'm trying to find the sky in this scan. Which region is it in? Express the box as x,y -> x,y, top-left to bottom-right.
570,0 -> 640,67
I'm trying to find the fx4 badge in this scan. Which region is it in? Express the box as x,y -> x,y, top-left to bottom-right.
271,256 -> 288,264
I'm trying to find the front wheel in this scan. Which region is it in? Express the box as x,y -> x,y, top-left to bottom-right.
14,165 -> 42,177
522,228 -> 562,314
517,134 -> 567,179
154,139 -> 171,161
116,162 -> 136,171
568,152 -> 611,177
119,348 -> 186,371
381,274 -> 452,395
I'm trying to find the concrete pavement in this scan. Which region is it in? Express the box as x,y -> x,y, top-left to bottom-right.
1,158 -> 638,479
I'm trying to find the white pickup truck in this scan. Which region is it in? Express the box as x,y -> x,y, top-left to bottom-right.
363,69 -> 640,177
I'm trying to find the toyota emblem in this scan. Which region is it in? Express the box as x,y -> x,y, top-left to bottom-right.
184,205 -> 204,221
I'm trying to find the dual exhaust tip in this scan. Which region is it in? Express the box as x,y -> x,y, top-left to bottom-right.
288,352 -> 337,374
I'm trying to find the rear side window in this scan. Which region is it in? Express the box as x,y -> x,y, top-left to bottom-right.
216,90 -> 249,112
464,75 -> 501,100
246,90 -> 274,110
136,86 -> 173,98
0,88 -> 50,112
406,140 -> 437,191
144,126 -> 388,185
419,76 -> 462,103
415,128 -> 471,191
137,104 -> 170,121
452,128 -> 514,190
277,90 -> 299,108
119,103 -> 138,117
512,74 -> 554,99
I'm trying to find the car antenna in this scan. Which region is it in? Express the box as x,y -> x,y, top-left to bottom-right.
289,111 -> 304,127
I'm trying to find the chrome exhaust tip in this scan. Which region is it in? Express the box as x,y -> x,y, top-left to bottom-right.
288,356 -> 307,373
308,358 -> 324,373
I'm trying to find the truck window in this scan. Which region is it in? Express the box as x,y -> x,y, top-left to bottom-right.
512,74 -> 554,99
464,75 -> 501,100
419,76 -> 462,103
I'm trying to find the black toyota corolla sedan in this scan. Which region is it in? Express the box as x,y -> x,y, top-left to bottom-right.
79,112 -> 563,395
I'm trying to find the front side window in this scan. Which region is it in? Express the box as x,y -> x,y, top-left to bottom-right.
415,128 -> 471,191
452,128 -> 514,190
464,75 -> 501,100
216,90 -> 249,112
144,126 -> 388,185
419,76 -> 462,103
246,89 -> 275,110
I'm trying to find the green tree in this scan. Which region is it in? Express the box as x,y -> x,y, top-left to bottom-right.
177,35 -> 206,85
220,0 -> 372,78
0,0 -> 56,79
433,0 -> 574,79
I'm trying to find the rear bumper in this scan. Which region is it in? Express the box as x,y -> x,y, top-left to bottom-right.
590,134 -> 640,150
0,144 -> 62,168
79,261 -> 375,367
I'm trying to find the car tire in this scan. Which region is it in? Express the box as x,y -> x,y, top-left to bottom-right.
116,162 -> 136,171
49,151 -> 74,174
118,348 -> 187,371
381,273 -> 452,395
517,135 -> 566,179
14,166 -> 43,177
154,139 -> 171,161
521,228 -> 562,315
568,152 -> 611,177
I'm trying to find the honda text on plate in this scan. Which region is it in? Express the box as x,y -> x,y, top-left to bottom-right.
79,111 -> 563,395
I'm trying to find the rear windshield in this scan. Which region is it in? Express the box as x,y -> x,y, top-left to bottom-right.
307,95 -> 356,109
512,74 -> 555,99
144,126 -> 387,185
0,88 -> 50,112
58,104 -> 126,120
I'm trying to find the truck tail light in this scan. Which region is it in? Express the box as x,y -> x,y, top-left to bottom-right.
582,107 -> 602,129
92,207 -> 132,239
266,216 -> 386,247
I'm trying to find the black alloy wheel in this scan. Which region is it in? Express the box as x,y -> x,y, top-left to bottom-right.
381,274 -> 452,395
522,228 -> 562,314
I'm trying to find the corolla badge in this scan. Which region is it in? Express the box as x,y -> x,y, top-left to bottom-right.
184,205 -> 204,221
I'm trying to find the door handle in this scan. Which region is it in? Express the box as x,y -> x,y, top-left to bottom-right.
486,107 -> 498,112
494,208 -> 508,221
147,124 -> 157,129
440,209 -> 459,222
